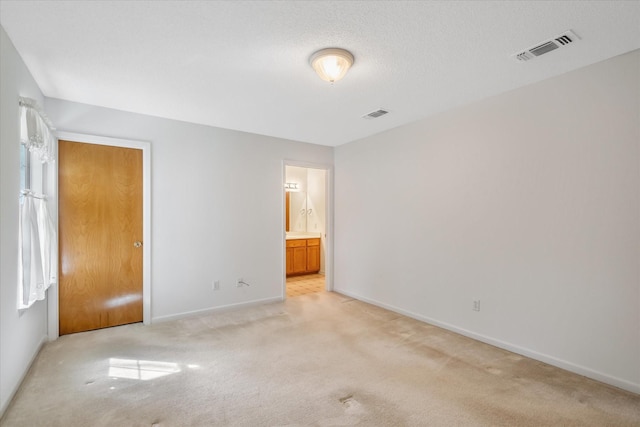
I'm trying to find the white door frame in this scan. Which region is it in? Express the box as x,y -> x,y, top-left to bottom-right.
49,131 -> 151,340
282,160 -> 333,298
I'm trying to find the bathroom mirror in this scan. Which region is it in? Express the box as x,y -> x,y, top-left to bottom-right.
288,191 -> 307,232
285,166 -> 325,235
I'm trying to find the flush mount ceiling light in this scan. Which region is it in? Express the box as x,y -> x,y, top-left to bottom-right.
309,48 -> 354,83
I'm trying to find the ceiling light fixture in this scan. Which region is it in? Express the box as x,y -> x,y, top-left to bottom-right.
309,48 -> 354,83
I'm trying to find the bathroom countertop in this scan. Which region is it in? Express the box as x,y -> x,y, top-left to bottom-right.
286,232 -> 322,240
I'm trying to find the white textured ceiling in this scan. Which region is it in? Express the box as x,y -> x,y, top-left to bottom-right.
1,1 -> 639,146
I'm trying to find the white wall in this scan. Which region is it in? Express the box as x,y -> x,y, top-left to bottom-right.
334,50 -> 640,393
286,165 -> 308,194
0,26 -> 49,416
44,98 -> 333,322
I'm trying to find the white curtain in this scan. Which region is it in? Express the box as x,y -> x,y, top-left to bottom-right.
18,195 -> 57,309
19,97 -> 55,163
18,97 -> 57,309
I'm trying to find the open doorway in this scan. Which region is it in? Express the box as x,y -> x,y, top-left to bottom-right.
285,165 -> 327,298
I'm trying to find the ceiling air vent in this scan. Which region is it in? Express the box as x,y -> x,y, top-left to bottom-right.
362,109 -> 389,119
529,41 -> 559,56
512,30 -> 580,63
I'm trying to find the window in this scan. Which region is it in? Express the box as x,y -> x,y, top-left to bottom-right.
18,97 -> 57,309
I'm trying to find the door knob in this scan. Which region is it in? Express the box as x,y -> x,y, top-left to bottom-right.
133,241 -> 142,248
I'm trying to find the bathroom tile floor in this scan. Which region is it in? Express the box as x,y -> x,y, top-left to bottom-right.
286,273 -> 325,297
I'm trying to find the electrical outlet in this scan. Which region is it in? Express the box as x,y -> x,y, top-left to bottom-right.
473,299 -> 481,312
213,280 -> 220,291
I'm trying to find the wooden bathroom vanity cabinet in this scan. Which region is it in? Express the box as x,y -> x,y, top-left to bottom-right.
286,238 -> 320,276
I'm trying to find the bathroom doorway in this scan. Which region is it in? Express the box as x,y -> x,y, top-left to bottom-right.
284,164 -> 328,298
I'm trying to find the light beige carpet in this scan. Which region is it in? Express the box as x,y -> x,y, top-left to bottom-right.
1,292 -> 639,426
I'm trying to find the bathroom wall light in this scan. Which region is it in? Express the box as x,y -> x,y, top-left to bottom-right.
309,48 -> 354,83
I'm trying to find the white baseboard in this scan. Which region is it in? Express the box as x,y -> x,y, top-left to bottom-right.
151,296 -> 283,323
0,334 -> 47,419
334,288 -> 640,395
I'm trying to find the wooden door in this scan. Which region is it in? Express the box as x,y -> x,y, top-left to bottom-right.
306,243 -> 320,273
292,247 -> 307,274
58,140 -> 143,335
286,247 -> 294,275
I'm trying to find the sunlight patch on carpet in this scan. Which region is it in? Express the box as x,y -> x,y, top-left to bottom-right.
108,358 -> 181,381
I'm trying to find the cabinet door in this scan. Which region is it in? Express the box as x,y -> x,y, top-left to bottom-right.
306,245 -> 320,273
292,247 -> 307,274
286,247 -> 294,275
